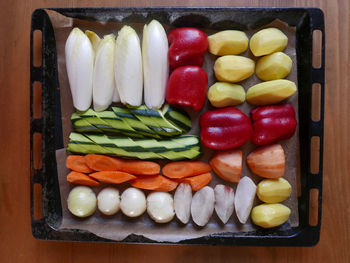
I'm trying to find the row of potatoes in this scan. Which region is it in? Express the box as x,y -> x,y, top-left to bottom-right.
207,28 -> 296,108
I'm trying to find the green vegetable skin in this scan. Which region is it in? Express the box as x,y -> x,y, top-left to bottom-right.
67,132 -> 201,160
72,104 -> 191,138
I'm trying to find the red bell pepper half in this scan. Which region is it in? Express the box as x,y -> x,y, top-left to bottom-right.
200,107 -> 252,150
168,27 -> 208,69
166,66 -> 208,111
251,104 -> 297,145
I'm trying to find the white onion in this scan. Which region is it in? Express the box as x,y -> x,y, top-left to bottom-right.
147,192 -> 175,223
120,187 -> 146,217
97,187 -> 120,216
67,186 -> 97,218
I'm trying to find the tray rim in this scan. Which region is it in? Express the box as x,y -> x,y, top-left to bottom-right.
29,6 -> 325,246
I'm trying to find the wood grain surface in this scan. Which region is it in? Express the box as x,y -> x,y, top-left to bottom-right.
0,0 -> 349,262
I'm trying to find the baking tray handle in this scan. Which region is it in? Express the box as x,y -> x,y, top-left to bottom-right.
30,8 -> 64,239
307,7 -> 325,245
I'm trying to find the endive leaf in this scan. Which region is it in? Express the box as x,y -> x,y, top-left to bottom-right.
114,26 -> 143,107
142,20 -> 169,109
85,30 -> 101,52
93,34 -> 116,111
65,27 -> 94,111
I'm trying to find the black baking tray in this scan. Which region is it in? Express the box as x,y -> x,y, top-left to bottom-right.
30,7 -> 325,246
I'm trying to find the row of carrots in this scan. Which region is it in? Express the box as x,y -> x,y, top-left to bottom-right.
66,154 -> 212,191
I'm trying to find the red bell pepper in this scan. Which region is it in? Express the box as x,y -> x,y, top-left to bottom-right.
200,107 -> 252,150
166,66 -> 208,111
168,27 -> 208,69
251,104 -> 297,145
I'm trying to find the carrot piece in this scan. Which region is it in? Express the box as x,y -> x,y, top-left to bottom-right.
66,171 -> 100,186
121,160 -> 160,175
162,161 -> 211,179
66,155 -> 94,173
130,175 -> 178,192
209,150 -> 242,183
85,154 -> 124,171
84,154 -> 160,175
181,173 -> 212,191
89,171 -> 136,184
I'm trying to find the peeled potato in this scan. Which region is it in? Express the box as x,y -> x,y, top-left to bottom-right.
251,203 -> 291,228
214,55 -> 255,83
257,178 -> 291,203
246,79 -> 297,105
256,52 -> 292,81
250,28 -> 288,56
208,82 -> 245,107
208,30 -> 248,55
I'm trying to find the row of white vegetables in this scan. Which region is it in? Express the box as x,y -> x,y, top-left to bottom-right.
68,177 -> 257,226
65,20 -> 168,111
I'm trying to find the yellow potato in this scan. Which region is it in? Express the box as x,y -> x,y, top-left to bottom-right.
214,55 -> 255,83
257,178 -> 292,203
256,52 -> 292,81
251,203 -> 291,228
208,30 -> 248,56
208,82 -> 245,107
246,79 -> 296,105
250,28 -> 288,56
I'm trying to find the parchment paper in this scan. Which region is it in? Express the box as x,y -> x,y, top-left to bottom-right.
49,10 -> 299,242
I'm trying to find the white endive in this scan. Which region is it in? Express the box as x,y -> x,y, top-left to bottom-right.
112,85 -> 120,103
114,26 -> 143,106
85,30 -> 101,52
92,34 -> 116,111
142,20 -> 169,109
65,27 -> 94,111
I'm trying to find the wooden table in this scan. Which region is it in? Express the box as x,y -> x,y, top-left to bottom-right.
0,0 -> 349,262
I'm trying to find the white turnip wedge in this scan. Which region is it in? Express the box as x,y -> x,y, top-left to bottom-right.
92,34 -> 116,111
142,20 -> 169,109
235,176 -> 257,224
191,186 -> 215,227
214,185 -> 235,224
65,27 -> 94,111
174,183 -> 192,224
114,26 -> 143,107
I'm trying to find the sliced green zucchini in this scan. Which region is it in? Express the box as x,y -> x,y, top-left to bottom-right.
112,107 -> 161,139
163,104 -> 192,133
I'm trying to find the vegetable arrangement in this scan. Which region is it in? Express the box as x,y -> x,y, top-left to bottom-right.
64,23 -> 298,229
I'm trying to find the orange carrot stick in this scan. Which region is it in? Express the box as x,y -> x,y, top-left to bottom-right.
66,155 -> 94,173
84,154 -> 160,175
121,160 -> 160,175
84,154 -> 124,171
89,171 -> 136,184
162,161 -> 211,179
130,175 -> 178,192
66,171 -> 100,186
181,173 -> 212,191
